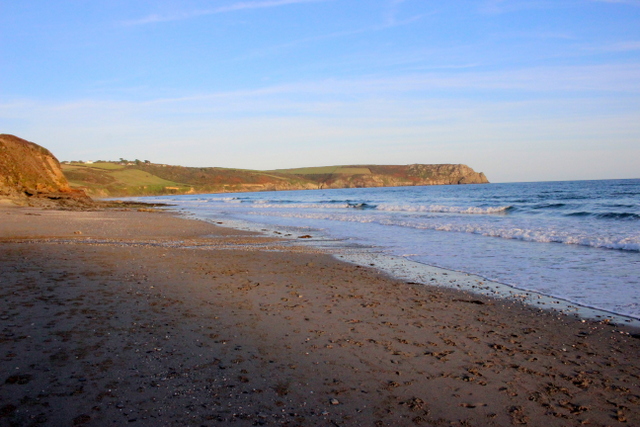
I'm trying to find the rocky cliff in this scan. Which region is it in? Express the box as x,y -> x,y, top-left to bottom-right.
0,134 -> 91,206
312,164 -> 489,189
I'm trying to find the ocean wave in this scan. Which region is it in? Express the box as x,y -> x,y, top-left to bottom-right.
607,204 -> 636,208
406,222 -> 640,251
247,198 -> 358,206
533,203 -> 566,209
216,199 -> 512,214
597,212 -> 640,220
247,202 -> 354,209
540,194 -> 590,201
612,191 -> 640,197
346,202 -> 377,209
475,228 -> 640,251
564,211 -> 640,220
565,212 -> 591,217
376,204 -> 513,214
245,210 -> 640,252
225,201 -> 378,210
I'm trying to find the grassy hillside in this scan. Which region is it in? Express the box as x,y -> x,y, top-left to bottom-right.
62,162 -> 319,197
62,161 -> 489,198
63,162 -> 193,197
270,166 -> 372,175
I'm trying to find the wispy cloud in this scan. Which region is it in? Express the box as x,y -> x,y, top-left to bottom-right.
384,0 -> 408,26
586,41 -> 640,52
122,0 -> 331,26
226,13 -> 426,63
493,31 -> 575,40
208,62 -> 640,95
479,0 -> 565,14
590,0 -> 640,6
480,0 -> 640,15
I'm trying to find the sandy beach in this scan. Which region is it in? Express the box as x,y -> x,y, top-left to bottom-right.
1,205 -> 639,426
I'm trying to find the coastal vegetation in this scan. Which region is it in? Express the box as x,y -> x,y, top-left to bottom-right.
61,160 -> 489,198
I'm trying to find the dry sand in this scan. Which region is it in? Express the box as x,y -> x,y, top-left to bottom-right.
0,206 -> 639,426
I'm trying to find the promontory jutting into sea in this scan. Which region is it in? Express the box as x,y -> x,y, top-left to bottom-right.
131,178 -> 640,322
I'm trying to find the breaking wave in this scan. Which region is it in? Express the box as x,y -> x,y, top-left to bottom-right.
245,210 -> 640,252
237,201 -> 512,215
375,204 -> 513,214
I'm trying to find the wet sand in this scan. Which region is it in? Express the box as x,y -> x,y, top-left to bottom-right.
1,206 -> 639,426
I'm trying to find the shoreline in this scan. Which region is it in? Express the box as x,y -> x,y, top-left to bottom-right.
171,207 -> 640,329
337,252 -> 640,328
1,205 -> 639,426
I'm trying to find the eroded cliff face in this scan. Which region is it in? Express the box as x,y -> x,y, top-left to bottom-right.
407,164 -> 489,185
315,164 -> 489,189
0,134 -> 91,206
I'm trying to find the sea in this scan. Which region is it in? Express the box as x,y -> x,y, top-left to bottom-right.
128,179 -> 640,325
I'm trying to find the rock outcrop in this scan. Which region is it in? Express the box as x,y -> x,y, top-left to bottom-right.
312,164 -> 489,189
406,164 -> 489,185
0,134 -> 91,207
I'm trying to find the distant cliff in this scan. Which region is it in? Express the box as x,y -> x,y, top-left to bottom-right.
288,164 -> 489,189
63,161 -> 489,197
0,134 -> 91,206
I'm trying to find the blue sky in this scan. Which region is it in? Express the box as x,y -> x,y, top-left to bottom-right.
1,0 -> 639,182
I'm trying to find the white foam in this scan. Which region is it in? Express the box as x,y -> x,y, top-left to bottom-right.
243,210 -> 640,252
248,202 -> 352,209
376,204 -> 512,214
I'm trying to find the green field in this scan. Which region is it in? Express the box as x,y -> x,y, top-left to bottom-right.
67,162 -> 125,170
269,166 -> 371,175
62,162 -> 376,197
107,169 -> 179,187
62,163 -> 192,196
